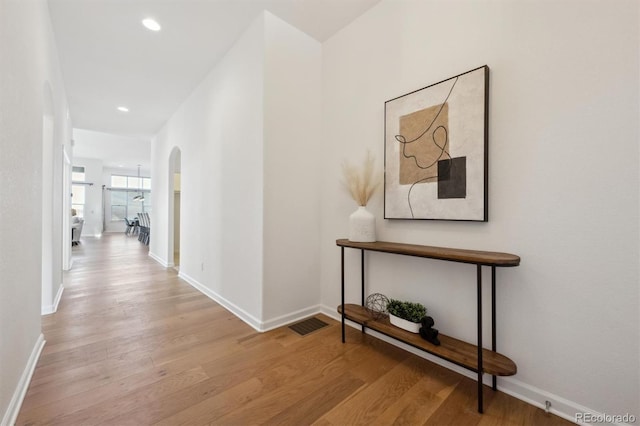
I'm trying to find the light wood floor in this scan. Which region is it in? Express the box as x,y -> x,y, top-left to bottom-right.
17,234 -> 572,425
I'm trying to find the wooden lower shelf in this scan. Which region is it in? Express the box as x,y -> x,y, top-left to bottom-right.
338,304 -> 517,377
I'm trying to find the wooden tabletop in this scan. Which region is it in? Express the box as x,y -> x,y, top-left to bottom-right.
336,239 -> 520,267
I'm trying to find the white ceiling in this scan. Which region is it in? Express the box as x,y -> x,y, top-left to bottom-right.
73,128 -> 151,171
48,0 -> 381,139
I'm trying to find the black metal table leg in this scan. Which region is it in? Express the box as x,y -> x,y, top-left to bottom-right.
491,266 -> 497,391
341,246 -> 345,343
361,249 -> 365,333
477,265 -> 484,414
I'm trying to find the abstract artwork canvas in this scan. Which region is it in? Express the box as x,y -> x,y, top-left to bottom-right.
384,65 -> 489,221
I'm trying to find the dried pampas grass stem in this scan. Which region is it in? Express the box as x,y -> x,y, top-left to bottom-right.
342,151 -> 381,206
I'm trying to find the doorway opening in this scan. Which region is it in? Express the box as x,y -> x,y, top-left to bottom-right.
169,147 -> 181,270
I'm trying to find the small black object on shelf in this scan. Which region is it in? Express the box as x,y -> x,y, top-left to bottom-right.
419,316 -> 440,346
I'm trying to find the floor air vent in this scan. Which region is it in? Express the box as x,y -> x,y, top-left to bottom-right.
289,317 -> 329,336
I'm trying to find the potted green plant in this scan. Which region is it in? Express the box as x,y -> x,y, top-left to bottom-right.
387,298 -> 427,333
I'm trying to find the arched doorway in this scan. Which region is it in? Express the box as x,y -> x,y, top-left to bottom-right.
168,147 -> 181,269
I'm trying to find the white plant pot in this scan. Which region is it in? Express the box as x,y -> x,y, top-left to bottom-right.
389,313 -> 421,333
349,206 -> 375,242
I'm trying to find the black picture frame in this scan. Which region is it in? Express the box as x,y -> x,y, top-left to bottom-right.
384,65 -> 489,221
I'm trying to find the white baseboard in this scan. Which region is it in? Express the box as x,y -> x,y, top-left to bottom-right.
177,272 -> 320,333
261,305 -> 322,332
1,334 -> 45,426
178,271 -> 263,332
41,284 -> 64,316
320,304 -> 624,425
498,377 -> 592,425
148,251 -> 169,268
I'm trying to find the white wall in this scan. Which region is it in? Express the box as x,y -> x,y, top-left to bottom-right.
151,11 -> 323,330
41,88 -> 56,313
320,0 -> 639,421
262,13 -> 322,325
0,0 -> 72,422
152,13 -> 267,325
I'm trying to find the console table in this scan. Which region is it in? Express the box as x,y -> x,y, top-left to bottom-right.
336,239 -> 520,413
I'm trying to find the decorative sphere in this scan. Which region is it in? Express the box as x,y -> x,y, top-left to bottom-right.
365,293 -> 389,319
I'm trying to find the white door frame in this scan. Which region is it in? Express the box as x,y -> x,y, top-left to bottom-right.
62,146 -> 72,270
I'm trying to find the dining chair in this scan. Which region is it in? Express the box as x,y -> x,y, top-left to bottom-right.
124,218 -> 135,236
138,212 -> 150,245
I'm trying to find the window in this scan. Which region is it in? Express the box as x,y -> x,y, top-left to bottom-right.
111,175 -> 127,188
110,173 -> 152,221
72,186 -> 85,218
110,190 -> 127,221
72,166 -> 85,182
111,174 -> 151,190
72,166 -> 85,218
110,191 -> 151,221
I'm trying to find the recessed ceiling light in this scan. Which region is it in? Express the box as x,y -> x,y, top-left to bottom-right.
117,106 -> 129,112
142,18 -> 161,32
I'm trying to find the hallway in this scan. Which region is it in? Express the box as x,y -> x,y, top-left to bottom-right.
17,235 -> 259,424
16,235 -> 572,425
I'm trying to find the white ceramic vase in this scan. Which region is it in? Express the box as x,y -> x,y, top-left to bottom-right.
349,206 -> 375,242
389,313 -> 421,333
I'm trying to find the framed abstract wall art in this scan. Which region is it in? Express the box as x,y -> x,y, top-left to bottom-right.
384,65 -> 489,221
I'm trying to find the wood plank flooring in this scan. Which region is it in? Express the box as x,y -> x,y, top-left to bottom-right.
17,234 -> 573,425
